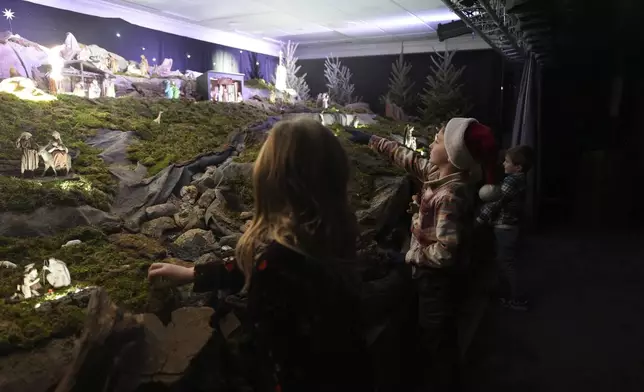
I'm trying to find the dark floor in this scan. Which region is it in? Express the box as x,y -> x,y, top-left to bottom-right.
462,227 -> 644,392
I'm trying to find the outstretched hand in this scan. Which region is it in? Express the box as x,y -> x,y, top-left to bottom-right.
148,263 -> 195,286
344,128 -> 371,145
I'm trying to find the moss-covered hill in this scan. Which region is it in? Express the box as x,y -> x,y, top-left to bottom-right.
0,227 -> 173,352
0,93 -> 269,213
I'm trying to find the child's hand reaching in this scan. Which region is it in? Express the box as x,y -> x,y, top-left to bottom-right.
148,263 -> 194,286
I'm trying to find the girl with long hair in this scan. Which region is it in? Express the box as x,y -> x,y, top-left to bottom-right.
149,118 -> 372,392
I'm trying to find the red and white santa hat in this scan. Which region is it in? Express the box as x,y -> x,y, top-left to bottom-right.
443,118 -> 499,200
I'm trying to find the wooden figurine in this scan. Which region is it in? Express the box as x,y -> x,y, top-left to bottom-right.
15,132 -> 40,177
40,131 -> 71,177
140,55 -> 149,76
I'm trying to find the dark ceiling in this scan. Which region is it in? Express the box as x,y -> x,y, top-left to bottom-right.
441,0 -> 641,68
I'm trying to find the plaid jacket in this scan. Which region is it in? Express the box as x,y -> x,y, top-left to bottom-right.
369,135 -> 471,268
477,172 -> 527,227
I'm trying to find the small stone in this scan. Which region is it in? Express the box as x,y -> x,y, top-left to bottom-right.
145,203 -> 179,220
197,188 -> 217,208
239,211 -> 253,220
219,233 -> 242,248
141,217 -> 178,239
195,252 -> 220,265
61,239 -> 82,248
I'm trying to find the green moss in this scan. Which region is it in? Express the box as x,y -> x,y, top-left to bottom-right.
227,174 -> 254,206
0,227 -> 160,351
234,143 -> 262,163
0,93 -> 268,212
0,176 -> 111,213
245,78 -> 276,92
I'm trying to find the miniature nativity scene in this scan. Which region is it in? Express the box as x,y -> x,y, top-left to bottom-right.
15,130 -> 73,178
0,9 -> 473,389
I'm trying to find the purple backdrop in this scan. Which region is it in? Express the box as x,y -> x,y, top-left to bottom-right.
1,0 -> 277,77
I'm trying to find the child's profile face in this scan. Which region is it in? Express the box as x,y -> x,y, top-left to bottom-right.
429,128 -> 449,165
503,155 -> 522,174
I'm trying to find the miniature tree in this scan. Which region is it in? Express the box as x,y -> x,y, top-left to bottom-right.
382,45 -> 415,111
419,47 -> 470,126
247,52 -> 263,80
324,56 -> 357,106
282,40 -> 311,100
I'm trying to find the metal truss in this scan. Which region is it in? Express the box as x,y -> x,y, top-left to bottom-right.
441,0 -> 527,62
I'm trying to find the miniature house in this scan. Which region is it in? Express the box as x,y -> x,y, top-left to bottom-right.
197,71 -> 245,102
53,60 -> 108,97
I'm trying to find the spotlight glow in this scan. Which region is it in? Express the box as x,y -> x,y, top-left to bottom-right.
116,32 -> 121,37
186,54 -> 191,58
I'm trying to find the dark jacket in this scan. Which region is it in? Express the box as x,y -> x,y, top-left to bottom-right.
192,241 -> 373,392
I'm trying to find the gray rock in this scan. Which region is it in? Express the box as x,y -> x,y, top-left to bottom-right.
173,206 -> 206,231
195,252 -> 221,265
219,233 -> 242,248
141,217 -> 178,239
171,229 -> 218,261
0,337 -> 75,392
192,167 -> 224,194
132,308 -> 214,386
145,203 -> 179,220
356,176 -> 410,241
197,188 -> 218,209
205,199 -> 241,235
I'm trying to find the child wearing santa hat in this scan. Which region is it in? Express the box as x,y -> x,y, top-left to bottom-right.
346,117 -> 498,391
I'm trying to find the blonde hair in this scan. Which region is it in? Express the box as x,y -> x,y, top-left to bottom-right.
235,118 -> 358,290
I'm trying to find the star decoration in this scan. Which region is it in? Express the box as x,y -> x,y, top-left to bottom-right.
3,9 -> 15,20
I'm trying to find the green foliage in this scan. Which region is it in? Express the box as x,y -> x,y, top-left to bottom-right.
0,227 -> 161,351
418,48 -> 471,127
382,48 -> 415,111
324,56 -> 358,105
0,93 -> 268,212
247,52 -> 263,80
245,78 -> 276,92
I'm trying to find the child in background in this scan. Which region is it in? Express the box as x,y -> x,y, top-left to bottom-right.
346,118 -> 498,391
477,145 -> 535,311
149,119 -> 372,392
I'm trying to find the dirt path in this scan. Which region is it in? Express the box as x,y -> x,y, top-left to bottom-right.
462,227 -> 644,392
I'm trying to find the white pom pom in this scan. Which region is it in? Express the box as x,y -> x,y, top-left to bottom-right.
479,184 -> 501,202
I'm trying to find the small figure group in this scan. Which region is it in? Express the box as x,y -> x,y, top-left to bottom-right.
15,131 -> 72,177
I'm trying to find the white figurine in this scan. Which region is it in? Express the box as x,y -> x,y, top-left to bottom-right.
19,263 -> 41,299
275,50 -> 287,92
62,32 -> 81,61
43,258 -> 71,288
318,113 -> 326,126
103,78 -> 116,98
88,80 -> 101,99
73,82 -> 86,97
403,125 -> 417,151
322,93 -> 329,109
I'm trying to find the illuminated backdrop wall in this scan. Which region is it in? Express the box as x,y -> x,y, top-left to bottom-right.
0,0 -> 278,78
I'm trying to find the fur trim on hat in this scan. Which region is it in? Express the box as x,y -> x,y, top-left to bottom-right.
444,118 -> 477,170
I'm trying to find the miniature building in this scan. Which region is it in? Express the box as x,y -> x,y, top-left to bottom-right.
53,60 -> 108,97
197,71 -> 245,102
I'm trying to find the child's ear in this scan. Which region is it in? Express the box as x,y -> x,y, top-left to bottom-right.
517,164 -> 523,172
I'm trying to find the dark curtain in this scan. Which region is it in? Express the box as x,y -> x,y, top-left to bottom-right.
298,50 -> 504,127
511,54 -> 541,226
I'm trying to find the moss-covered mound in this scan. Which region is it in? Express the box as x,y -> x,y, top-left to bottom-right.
0,227 -> 167,351
0,93 -> 269,212
245,78 -> 276,92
